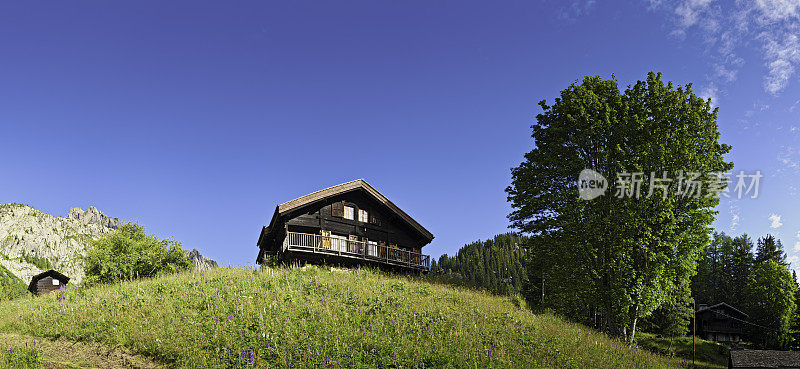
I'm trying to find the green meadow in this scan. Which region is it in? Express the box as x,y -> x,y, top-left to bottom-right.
0,266 -> 724,368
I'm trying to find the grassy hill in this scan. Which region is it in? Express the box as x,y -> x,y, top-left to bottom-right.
0,266 -> 723,368
0,263 -> 26,301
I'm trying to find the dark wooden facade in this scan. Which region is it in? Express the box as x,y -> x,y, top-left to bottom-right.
692,302 -> 748,343
257,179 -> 434,271
28,270 -> 70,296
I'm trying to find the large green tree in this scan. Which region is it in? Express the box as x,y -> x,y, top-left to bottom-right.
744,260 -> 797,349
83,223 -> 191,285
507,72 -> 732,342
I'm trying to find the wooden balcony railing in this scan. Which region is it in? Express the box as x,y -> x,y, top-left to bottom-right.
282,231 -> 430,271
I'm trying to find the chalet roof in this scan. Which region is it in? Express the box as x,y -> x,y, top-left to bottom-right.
697,302 -> 749,318
730,350 -> 800,368
276,179 -> 434,242
28,269 -> 70,293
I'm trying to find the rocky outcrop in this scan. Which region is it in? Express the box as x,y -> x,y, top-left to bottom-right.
0,204 -> 218,285
0,204 -> 117,284
67,206 -> 122,229
185,249 -> 219,271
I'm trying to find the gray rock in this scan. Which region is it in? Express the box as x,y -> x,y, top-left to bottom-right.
67,206 -> 122,229
0,204 -> 218,284
185,248 -> 218,271
0,203 -> 118,284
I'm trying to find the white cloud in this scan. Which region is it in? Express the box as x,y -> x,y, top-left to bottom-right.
729,200 -> 741,233
653,1 -> 800,95
777,145 -> 800,175
795,241 -> 800,252
789,255 -> 800,270
674,0 -> 714,29
557,0 -> 598,22
699,83 -> 719,106
762,32 -> 800,95
753,0 -> 800,23
770,213 -> 784,228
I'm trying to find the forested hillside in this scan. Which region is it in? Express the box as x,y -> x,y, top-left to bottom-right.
691,232 -> 798,349
430,233 -> 528,295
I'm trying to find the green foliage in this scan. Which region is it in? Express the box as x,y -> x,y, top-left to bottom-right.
82,223 -> 191,286
19,251 -> 51,271
430,233 -> 528,295
0,264 -> 26,301
636,332 -> 728,369
0,266 -> 718,368
744,260 -> 797,349
507,72 -> 733,342
755,234 -> 788,266
692,232 -> 754,308
640,278 -> 693,337
0,343 -> 41,369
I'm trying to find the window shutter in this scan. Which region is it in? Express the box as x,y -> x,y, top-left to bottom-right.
332,202 -> 344,217
369,214 -> 381,226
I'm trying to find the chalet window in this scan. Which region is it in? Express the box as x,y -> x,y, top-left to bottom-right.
358,209 -> 368,223
343,206 -> 354,220
52,279 -> 59,286
332,202 -> 344,218
369,214 -> 381,226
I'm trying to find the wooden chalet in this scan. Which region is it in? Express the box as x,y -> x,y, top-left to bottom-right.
28,270 -> 70,296
256,179 -> 434,272
693,302 -> 748,343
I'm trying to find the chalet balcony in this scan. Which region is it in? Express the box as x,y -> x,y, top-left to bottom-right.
282,231 -> 431,271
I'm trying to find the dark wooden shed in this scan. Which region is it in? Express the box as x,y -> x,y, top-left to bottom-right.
28,270 -> 70,296
729,350 -> 800,368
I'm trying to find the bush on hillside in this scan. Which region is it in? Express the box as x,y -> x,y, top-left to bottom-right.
0,264 -> 26,301
83,223 -> 191,285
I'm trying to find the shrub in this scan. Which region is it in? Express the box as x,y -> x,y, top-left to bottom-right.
82,223 -> 191,285
0,264 -> 26,301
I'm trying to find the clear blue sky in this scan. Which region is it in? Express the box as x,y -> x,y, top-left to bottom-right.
1,1 -> 799,269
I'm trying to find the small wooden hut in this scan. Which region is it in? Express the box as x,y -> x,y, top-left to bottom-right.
28,270 -> 70,296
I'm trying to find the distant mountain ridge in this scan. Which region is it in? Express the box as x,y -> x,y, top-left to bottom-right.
67,206 -> 122,229
185,248 -> 218,270
0,204 -> 216,285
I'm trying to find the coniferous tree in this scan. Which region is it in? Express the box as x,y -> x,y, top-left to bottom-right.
725,234 -> 755,308
755,234 -> 787,266
430,233 -> 528,295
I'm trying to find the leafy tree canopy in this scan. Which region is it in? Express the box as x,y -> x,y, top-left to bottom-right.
507,72 -> 732,342
745,260 -> 797,349
83,223 -> 191,285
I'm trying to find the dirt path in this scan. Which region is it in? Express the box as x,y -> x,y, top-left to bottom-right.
1,333 -> 167,369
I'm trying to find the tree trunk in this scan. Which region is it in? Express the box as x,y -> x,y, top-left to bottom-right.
628,304 -> 640,343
